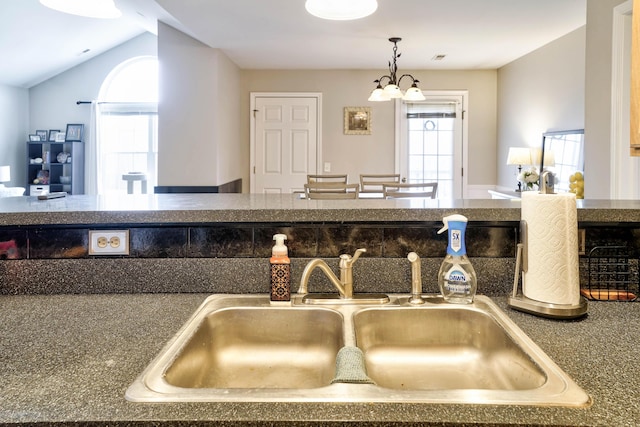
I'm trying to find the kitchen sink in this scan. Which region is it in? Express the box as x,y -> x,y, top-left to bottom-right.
164,307 -> 344,389
353,306 -> 545,391
126,294 -> 591,406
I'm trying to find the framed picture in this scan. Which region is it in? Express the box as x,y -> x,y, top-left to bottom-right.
48,130 -> 60,142
65,123 -> 84,142
29,134 -> 41,141
344,107 -> 372,135
55,132 -> 66,142
35,130 -> 48,141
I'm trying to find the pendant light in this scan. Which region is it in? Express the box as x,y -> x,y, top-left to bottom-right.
368,37 -> 425,102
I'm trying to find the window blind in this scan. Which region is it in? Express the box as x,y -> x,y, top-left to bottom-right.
406,102 -> 457,119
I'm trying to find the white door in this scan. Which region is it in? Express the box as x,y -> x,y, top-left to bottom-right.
395,91 -> 467,199
250,94 -> 321,193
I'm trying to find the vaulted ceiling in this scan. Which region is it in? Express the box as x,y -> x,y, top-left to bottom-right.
1,0 -> 586,88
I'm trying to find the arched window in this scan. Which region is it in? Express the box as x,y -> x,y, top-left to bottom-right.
95,56 -> 158,195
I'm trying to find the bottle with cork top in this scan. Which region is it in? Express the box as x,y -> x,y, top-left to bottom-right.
270,234 -> 291,302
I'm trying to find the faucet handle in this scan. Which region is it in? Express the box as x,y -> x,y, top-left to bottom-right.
340,248 -> 367,267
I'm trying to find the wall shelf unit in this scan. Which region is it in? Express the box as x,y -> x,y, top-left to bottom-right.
26,140 -> 84,195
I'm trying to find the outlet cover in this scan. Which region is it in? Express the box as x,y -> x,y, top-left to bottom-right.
89,230 -> 130,255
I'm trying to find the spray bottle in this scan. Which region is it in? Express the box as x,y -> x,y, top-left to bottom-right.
270,234 -> 291,302
437,214 -> 477,303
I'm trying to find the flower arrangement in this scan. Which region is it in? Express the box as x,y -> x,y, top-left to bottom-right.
518,167 -> 539,191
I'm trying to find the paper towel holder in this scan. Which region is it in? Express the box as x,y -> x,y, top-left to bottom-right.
508,220 -> 588,319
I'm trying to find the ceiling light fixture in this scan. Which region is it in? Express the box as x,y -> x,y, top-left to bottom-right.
305,0 -> 378,21
39,0 -> 122,19
368,37 -> 425,102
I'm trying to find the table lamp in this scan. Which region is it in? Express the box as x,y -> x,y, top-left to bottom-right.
506,148 -> 532,192
0,165 -> 10,188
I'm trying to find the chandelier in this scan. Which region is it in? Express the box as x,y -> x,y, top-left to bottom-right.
368,37 -> 425,102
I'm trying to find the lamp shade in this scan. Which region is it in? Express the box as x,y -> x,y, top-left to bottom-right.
531,148 -> 556,167
402,86 -> 426,101
0,165 -> 10,183
506,147 -> 532,166
368,87 -> 390,102
383,84 -> 403,98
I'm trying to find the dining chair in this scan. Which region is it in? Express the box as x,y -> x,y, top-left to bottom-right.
359,174 -> 401,194
307,174 -> 348,183
383,182 -> 438,199
304,182 -> 360,199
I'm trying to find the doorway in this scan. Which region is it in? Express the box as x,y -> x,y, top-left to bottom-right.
395,91 -> 468,199
250,93 -> 322,193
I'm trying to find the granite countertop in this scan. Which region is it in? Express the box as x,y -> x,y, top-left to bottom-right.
1,292 -> 639,426
1,194 -> 640,225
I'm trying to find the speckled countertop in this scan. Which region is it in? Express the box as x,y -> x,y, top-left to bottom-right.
1,292 -> 639,426
1,194 -> 640,225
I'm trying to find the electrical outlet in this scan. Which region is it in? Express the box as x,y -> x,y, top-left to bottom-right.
89,230 -> 129,255
324,162 -> 331,172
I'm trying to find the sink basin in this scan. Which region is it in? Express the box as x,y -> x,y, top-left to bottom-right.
126,294 -> 591,406
354,306 -> 545,391
165,307 -> 344,389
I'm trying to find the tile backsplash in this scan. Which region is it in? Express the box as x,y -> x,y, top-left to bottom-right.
0,221 -> 638,296
0,222 -> 518,260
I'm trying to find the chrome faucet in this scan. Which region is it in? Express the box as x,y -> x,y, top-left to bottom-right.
407,252 -> 425,304
298,248 -> 367,299
539,170 -> 555,194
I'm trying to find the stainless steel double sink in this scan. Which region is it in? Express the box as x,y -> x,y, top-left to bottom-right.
126,294 -> 591,406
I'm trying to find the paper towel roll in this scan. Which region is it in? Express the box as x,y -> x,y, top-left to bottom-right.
521,192 -> 580,305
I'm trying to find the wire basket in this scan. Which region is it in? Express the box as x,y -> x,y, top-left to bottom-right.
583,245 -> 638,301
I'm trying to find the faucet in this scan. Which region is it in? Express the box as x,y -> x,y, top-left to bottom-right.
298,248 -> 366,299
539,170 -> 555,194
407,252 -> 425,304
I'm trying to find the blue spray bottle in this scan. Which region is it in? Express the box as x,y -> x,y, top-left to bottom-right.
437,214 -> 477,303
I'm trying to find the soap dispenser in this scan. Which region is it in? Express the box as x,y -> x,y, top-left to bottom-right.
270,234 -> 291,302
437,214 -> 477,304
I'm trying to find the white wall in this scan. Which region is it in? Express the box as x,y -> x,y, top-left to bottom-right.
0,84 -> 29,187
214,50 -> 242,187
497,27 -> 586,191
157,23 -> 242,187
241,69 -> 497,192
29,33 -> 157,132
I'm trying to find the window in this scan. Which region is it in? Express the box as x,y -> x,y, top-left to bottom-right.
539,130 -> 584,193
96,56 -> 158,195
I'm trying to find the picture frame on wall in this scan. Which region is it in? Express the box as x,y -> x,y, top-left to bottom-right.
65,124 -> 84,142
48,130 -> 60,142
35,130 -> 48,142
344,107 -> 372,135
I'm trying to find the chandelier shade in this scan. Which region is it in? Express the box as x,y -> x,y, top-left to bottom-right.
368,37 -> 425,102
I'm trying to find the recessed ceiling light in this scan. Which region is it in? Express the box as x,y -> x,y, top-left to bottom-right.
305,0 -> 378,21
39,0 -> 122,19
